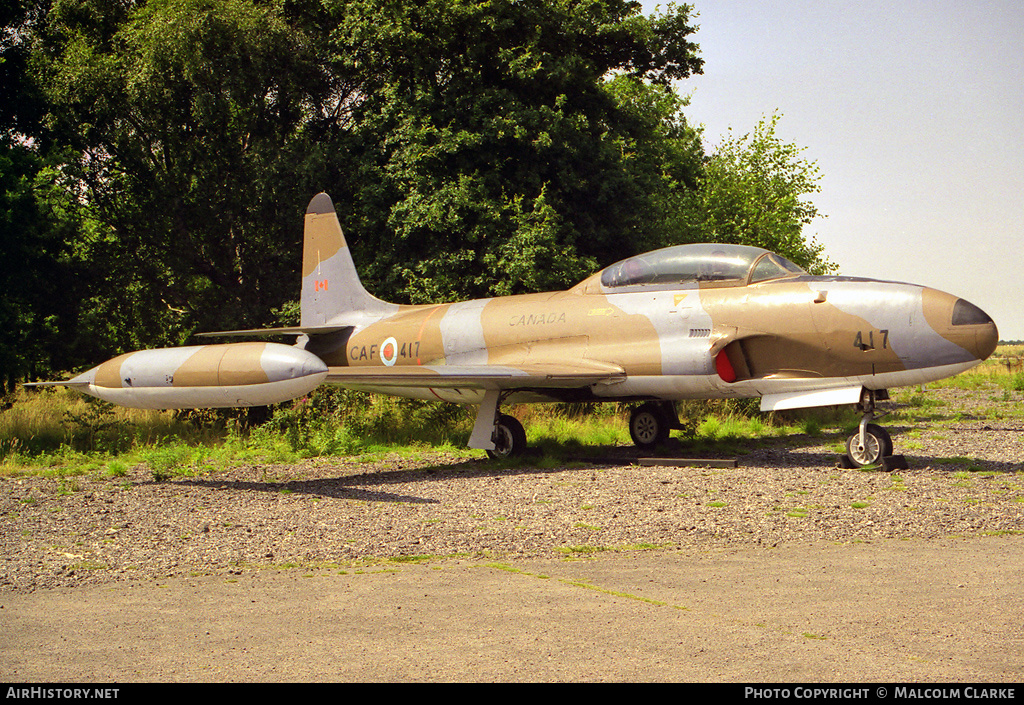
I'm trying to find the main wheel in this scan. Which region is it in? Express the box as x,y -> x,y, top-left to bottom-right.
845,423 -> 893,467
486,414 -> 527,460
629,402 -> 671,449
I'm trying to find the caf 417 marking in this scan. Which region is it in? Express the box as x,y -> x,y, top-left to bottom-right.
29,193 -> 998,467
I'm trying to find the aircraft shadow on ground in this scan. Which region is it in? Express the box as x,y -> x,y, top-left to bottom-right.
900,455 -> 1024,474
174,474 -> 444,504
171,456 -> 587,503
170,423 -> 1021,504
163,431 -> 828,503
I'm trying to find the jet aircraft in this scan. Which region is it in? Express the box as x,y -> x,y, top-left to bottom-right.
30,193 -> 999,467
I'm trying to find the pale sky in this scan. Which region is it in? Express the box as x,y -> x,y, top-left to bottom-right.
646,0 -> 1024,340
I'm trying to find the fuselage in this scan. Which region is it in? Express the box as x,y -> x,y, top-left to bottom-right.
312,267 -> 998,406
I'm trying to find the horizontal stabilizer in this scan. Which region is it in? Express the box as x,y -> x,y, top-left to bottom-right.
195,325 -> 352,338
325,362 -> 625,391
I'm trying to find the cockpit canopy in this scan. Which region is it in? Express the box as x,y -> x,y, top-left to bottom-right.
598,243 -> 807,290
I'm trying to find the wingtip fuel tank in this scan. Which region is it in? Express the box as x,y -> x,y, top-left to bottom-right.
62,342 -> 328,409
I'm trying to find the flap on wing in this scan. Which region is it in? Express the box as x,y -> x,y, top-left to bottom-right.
760,385 -> 863,412
325,361 -> 625,390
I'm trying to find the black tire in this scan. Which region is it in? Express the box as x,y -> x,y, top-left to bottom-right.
629,402 -> 670,449
845,423 -> 893,467
486,414 -> 527,460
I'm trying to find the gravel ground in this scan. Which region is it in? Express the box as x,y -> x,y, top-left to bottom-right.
3,385 -> 1023,594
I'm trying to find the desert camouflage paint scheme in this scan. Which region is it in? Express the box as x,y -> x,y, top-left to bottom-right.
27,343 -> 328,410
32,193 -> 998,466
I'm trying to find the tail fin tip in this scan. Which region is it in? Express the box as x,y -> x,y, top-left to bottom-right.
300,191 -> 395,326
306,192 -> 335,216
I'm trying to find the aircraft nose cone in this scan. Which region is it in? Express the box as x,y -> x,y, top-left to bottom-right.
954,299 -> 999,361
946,297 -> 998,361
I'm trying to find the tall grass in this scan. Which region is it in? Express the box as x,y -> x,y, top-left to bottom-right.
0,389 -> 218,456
931,344 -> 1024,392
0,387 -> 259,477
8,346 -> 1021,479
1,385 -> 482,477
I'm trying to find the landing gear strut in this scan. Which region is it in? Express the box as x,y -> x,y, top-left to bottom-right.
844,389 -> 899,468
470,390 -> 528,460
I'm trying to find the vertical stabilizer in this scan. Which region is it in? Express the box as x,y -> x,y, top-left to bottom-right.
301,193 -> 394,326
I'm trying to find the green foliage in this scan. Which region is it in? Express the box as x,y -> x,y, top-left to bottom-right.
336,0 -> 706,302
0,387 -> 222,461
8,0 -> 718,360
1011,373 -> 1024,392
29,0 -> 346,347
0,136 -> 90,388
246,386 -> 473,457
251,395 -> 362,458
5,380 -> 909,476
687,113 -> 834,273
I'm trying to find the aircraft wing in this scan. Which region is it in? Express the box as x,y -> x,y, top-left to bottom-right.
324,362 -> 626,390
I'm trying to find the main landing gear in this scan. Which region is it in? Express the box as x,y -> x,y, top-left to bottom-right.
843,389 -> 905,470
480,398 -> 681,458
628,401 -> 680,450
488,413 -> 527,460
470,390 -> 528,460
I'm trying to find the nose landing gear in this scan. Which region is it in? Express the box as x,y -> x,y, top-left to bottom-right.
842,389 -> 906,470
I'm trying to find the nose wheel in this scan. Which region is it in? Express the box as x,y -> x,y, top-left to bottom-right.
845,422 -> 893,467
842,389 -> 904,469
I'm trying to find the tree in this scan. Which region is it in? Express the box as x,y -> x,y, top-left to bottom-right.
331,0 -> 706,302
29,0 -> 350,348
26,0 -> 707,340
686,113 -> 834,273
0,136 -> 87,391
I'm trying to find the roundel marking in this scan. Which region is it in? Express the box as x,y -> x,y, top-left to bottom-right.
381,337 -> 398,366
